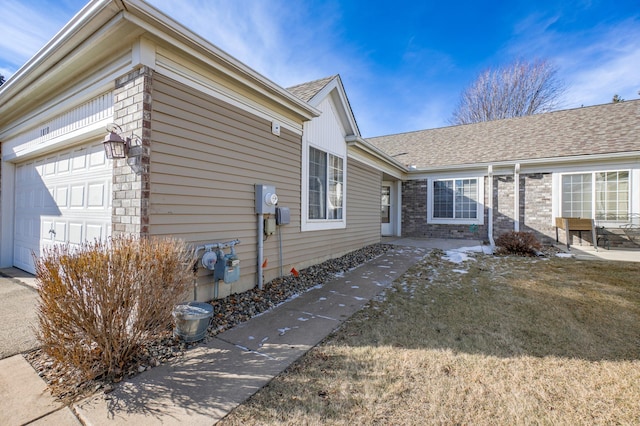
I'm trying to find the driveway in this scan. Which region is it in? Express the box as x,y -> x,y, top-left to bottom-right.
0,271 -> 39,359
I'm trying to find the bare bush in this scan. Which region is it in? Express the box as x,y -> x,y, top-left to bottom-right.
495,231 -> 542,256
35,235 -> 193,391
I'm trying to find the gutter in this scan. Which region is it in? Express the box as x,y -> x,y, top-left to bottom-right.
346,135 -> 409,171
0,0 -> 116,99
405,151 -> 640,175
0,0 -> 319,125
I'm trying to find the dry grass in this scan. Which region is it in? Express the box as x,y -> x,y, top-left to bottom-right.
220,250 -> 640,425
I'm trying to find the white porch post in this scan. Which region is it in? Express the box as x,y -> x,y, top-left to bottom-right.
514,163 -> 520,232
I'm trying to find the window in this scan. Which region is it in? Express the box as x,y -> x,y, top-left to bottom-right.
428,178 -> 483,224
561,171 -> 629,220
308,146 -> 343,221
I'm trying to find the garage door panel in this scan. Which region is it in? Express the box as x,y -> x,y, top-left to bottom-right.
14,141 -> 112,274
86,223 -> 109,242
87,182 -> 108,208
70,185 -> 85,207
69,223 -> 83,244
55,186 -> 69,207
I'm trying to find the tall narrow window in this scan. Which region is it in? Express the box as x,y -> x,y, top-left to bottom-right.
308,146 -> 343,221
595,171 -> 629,220
309,147 -> 326,219
562,173 -> 592,218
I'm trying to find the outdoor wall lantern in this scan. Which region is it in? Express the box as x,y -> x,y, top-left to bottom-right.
103,124 -> 130,159
103,123 -> 144,174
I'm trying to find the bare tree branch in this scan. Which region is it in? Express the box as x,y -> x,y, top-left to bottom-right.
450,59 -> 566,125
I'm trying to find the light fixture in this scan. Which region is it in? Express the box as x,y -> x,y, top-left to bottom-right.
103,124 -> 130,159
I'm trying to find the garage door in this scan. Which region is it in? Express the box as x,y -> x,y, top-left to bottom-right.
14,142 -> 112,274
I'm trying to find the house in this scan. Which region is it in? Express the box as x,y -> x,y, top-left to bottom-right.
368,100 -> 640,247
1,0 -> 638,304
0,0 -> 390,301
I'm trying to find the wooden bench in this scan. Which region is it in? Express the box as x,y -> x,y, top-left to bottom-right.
555,217 -> 598,251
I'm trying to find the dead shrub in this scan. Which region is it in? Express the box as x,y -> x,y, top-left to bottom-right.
495,231 -> 542,256
35,235 -> 193,391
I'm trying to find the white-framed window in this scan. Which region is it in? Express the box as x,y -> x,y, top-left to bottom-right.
308,146 -> 343,220
427,177 -> 484,225
302,144 -> 346,231
300,95 -> 348,232
561,170 -> 629,221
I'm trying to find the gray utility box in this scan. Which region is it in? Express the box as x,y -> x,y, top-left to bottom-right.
214,251 -> 240,283
255,184 -> 278,214
276,207 -> 290,225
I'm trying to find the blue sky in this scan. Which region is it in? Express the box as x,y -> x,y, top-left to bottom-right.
1,0 -> 638,137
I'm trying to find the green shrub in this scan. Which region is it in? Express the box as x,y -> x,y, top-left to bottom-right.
35,235 -> 193,391
495,231 -> 542,256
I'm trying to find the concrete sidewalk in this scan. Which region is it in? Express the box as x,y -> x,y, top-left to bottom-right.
0,243 -> 433,425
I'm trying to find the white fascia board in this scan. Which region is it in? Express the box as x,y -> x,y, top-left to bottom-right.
154,51 -> 303,135
120,0 -> 319,121
347,150 -> 405,180
0,0 -> 119,110
406,151 -> 640,178
346,138 -> 408,171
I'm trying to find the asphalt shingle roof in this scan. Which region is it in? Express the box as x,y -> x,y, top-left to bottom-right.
368,100 -> 640,168
287,75 -> 336,102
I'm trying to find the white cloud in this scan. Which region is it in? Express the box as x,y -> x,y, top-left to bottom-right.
0,1 -> 72,71
560,20 -> 640,106
147,0 -> 354,88
503,13 -> 640,108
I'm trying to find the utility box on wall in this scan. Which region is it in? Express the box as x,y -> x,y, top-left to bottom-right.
214,251 -> 240,283
255,184 -> 278,214
276,207 -> 290,225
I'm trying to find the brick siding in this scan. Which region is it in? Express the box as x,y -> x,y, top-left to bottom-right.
111,66 -> 153,237
401,173 -> 555,244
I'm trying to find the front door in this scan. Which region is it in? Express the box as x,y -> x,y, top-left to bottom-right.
381,182 -> 393,236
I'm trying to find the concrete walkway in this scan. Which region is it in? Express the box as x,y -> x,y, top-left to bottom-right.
561,244 -> 640,262
0,242 -> 438,425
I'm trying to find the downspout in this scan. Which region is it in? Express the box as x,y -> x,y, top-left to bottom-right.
396,180 -> 402,237
514,163 -> 520,232
487,165 -> 495,249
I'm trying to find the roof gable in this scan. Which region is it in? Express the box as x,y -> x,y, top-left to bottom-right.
288,75 -> 361,139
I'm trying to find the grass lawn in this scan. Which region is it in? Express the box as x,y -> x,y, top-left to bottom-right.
219,249 -> 640,425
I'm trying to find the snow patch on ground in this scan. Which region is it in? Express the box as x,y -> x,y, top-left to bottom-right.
442,245 -> 492,264
452,269 -> 468,274
556,253 -> 574,258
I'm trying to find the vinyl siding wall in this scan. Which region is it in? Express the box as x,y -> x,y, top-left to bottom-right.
149,75 -> 381,300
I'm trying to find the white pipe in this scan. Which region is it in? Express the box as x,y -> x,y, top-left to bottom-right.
514,163 -> 520,232
487,165 -> 495,249
278,224 -> 283,277
257,213 -> 264,290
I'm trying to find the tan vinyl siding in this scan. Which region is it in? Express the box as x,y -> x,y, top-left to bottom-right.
149,75 -> 381,300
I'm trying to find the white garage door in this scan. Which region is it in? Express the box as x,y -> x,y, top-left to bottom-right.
14,142 -> 112,274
